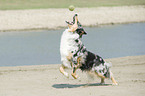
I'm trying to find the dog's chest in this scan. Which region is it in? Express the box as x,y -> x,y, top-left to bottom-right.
60,29 -> 79,53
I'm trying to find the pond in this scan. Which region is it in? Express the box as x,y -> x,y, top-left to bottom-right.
0,22 -> 145,66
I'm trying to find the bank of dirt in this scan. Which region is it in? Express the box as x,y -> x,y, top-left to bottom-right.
0,6 -> 145,31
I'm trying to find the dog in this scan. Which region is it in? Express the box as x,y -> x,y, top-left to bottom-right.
59,14 -> 86,78
59,14 -> 118,85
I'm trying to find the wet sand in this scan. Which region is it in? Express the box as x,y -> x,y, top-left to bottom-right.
0,55 -> 145,96
0,6 -> 145,31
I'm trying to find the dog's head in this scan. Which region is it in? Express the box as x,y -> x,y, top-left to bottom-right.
76,27 -> 87,38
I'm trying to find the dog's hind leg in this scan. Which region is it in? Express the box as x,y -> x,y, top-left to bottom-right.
95,72 -> 106,84
110,71 -> 118,85
59,64 -> 69,78
101,78 -> 105,84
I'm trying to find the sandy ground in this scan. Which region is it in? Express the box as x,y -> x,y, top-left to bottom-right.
0,6 -> 145,31
0,5 -> 145,96
0,55 -> 145,96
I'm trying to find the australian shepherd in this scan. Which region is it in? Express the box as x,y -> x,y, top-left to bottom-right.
60,14 -> 118,85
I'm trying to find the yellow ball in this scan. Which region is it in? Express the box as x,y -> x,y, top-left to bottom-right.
69,5 -> 75,11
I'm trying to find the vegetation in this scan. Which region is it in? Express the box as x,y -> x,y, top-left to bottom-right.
0,0 -> 145,10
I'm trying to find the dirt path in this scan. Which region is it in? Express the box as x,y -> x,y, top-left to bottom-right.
0,6 -> 145,31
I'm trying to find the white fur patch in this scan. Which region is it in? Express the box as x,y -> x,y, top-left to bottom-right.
60,29 -> 79,68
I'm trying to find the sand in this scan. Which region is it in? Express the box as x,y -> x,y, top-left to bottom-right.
0,5 -> 145,31
0,6 -> 145,96
0,55 -> 145,96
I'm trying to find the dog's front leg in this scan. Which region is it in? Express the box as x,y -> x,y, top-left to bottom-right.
71,66 -> 79,79
59,65 -> 69,78
59,52 -> 73,78
71,57 -> 81,79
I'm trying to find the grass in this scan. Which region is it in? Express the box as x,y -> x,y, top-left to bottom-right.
0,0 -> 145,10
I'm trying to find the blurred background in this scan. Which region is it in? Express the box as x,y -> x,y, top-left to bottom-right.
0,0 -> 145,10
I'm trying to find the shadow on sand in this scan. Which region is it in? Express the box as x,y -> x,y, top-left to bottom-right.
52,83 -> 112,89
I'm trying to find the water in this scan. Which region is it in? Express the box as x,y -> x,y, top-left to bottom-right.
0,23 -> 145,66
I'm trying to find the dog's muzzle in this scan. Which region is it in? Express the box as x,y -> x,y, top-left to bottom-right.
76,28 -> 87,35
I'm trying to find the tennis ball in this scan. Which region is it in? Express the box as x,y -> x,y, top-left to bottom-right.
69,5 -> 75,11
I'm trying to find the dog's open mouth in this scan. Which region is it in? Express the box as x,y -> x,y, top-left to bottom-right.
65,21 -> 73,25
76,28 -> 87,36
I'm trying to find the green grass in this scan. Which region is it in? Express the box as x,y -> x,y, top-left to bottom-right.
0,0 -> 145,10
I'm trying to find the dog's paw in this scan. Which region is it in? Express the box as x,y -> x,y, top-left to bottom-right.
59,68 -> 69,78
112,83 -> 118,86
71,73 -> 79,79
63,72 -> 69,78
